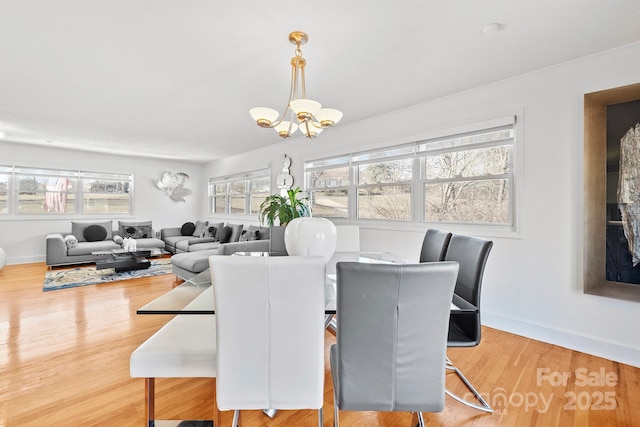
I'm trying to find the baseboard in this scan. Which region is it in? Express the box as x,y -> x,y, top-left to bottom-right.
6,255 -> 44,265
483,311 -> 640,368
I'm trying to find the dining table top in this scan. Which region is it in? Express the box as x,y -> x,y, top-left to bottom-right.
136,252 -> 477,315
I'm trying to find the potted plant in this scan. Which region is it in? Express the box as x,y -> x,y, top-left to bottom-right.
258,187 -> 311,226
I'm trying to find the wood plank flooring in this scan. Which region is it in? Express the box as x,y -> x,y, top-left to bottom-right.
1,261 -> 639,426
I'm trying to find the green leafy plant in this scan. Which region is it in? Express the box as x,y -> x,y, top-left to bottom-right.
258,187 -> 311,226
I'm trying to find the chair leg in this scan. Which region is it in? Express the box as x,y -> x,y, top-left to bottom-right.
262,408 -> 277,418
318,407 -> 324,427
212,380 -> 221,427
232,409 -> 241,427
333,389 -> 339,427
144,378 -> 154,427
445,357 -> 493,413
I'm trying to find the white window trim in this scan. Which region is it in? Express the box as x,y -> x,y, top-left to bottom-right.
304,113 -> 524,239
0,165 -> 134,220
208,168 -> 271,217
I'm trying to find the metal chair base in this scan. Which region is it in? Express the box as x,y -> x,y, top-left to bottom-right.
445,357 -> 493,413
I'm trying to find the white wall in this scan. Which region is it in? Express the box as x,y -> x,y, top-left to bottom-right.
0,141 -> 203,264
204,42 -> 640,367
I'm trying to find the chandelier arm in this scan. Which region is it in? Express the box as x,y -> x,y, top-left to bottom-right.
259,63 -> 298,129
302,120 -> 312,138
299,61 -> 307,99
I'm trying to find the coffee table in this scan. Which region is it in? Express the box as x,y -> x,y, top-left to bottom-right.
93,249 -> 161,272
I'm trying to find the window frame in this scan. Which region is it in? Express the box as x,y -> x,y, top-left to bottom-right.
0,166 -> 133,218
208,168 -> 271,216
304,115 -> 521,237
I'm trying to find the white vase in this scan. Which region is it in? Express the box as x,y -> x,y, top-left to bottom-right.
0,246 -> 6,270
284,217 -> 337,263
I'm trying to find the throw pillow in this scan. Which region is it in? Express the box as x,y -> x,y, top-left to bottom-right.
239,230 -> 249,242
207,226 -> 218,239
181,222 -> 196,236
227,223 -> 244,242
193,220 -> 208,237
64,234 -> 78,249
71,221 -> 113,242
218,226 -> 232,244
113,235 -> 124,245
120,225 -> 153,239
84,224 -> 107,242
243,225 -> 262,241
257,226 -> 270,240
205,222 -> 224,238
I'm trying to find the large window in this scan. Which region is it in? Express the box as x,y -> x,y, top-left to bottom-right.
305,157 -> 350,218
304,116 -> 517,229
208,168 -> 270,215
0,166 -> 133,216
420,124 -> 513,224
0,166 -> 10,215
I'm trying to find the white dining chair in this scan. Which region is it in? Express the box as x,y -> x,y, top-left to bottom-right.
209,255 -> 326,427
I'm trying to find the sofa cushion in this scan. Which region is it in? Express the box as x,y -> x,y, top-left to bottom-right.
67,240 -> 121,256
187,242 -> 222,252
227,223 -> 244,242
118,221 -> 154,239
193,220 -> 207,237
171,249 -> 221,274
218,226 -> 232,244
84,224 -> 108,242
133,237 -> 165,250
164,235 -> 192,248
240,228 -> 260,241
205,222 -> 224,238
120,224 -> 153,239
258,226 -> 270,240
181,222 -> 196,236
72,221 -> 113,242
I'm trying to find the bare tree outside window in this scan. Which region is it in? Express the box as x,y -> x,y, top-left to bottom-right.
357,159 -> 412,220
304,118 -> 516,227
424,145 -> 511,224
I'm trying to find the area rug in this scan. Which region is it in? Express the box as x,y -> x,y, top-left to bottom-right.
43,258 -> 173,291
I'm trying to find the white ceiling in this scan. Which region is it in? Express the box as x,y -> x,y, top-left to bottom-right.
1,0 -> 640,163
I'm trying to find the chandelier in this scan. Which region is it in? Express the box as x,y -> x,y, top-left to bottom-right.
249,31 -> 343,139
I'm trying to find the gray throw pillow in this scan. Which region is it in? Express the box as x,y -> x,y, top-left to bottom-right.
227,224 -> 244,242
193,220 -> 208,237
181,222 -> 196,236
218,226 -> 232,244
84,224 -> 108,242
206,222 -> 224,238
72,221 -> 113,242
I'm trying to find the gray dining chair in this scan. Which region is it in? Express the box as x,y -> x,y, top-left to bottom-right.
444,234 -> 494,412
419,228 -> 452,263
331,261 -> 459,426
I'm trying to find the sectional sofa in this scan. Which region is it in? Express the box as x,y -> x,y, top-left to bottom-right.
161,221 -> 282,280
46,220 -> 165,267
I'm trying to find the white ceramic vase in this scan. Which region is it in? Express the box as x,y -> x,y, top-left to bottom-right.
284,217 -> 337,262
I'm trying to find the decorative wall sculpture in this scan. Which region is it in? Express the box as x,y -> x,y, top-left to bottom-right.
584,82 -> 640,302
276,154 -> 294,195
617,123 -> 640,266
156,171 -> 192,202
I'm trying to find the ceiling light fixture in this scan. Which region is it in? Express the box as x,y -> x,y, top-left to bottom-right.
249,31 -> 343,139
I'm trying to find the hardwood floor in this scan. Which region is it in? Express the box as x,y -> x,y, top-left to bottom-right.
1,261 -> 639,426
